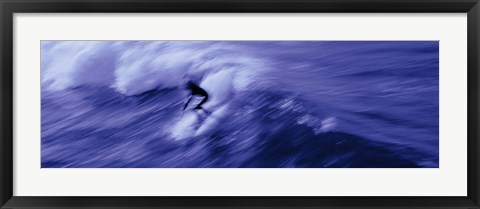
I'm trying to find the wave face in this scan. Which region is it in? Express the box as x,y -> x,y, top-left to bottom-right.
41,41 -> 439,168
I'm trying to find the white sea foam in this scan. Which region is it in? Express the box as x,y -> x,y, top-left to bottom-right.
41,41 -> 116,91
41,41 -> 269,96
171,111 -> 199,140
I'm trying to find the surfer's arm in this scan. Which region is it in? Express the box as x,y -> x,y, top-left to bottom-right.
183,96 -> 192,111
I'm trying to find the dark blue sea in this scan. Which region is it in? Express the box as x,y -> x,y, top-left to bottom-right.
41,41 -> 439,168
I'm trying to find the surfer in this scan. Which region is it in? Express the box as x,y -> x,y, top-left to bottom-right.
183,81 -> 209,112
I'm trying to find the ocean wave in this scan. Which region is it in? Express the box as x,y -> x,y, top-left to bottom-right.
42,86 -> 436,168
42,41 -> 270,96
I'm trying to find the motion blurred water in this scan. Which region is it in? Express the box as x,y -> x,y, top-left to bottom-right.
41,41 -> 438,168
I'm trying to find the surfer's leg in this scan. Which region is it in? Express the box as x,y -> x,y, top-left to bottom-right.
195,95 -> 208,110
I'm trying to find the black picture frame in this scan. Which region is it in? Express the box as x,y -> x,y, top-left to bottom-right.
1,0 -> 479,208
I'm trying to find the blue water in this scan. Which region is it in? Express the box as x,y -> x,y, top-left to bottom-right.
41,41 -> 439,168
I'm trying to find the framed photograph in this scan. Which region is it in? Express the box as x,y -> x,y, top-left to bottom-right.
1,0 -> 479,208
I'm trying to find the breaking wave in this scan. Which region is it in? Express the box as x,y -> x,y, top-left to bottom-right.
41,41 -> 268,95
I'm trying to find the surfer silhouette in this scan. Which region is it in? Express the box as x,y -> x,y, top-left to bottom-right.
183,81 -> 209,112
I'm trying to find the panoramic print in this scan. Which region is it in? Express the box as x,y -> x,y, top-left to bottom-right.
41,41 -> 439,168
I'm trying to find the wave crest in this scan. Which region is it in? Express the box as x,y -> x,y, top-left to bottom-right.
41,41 -> 270,96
